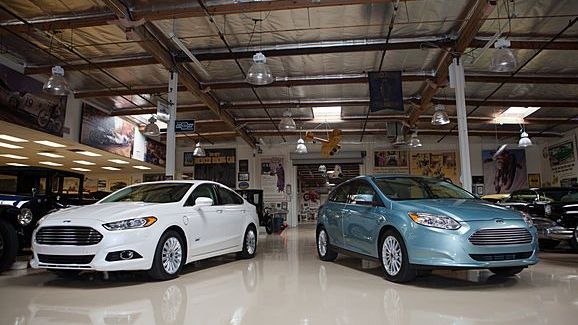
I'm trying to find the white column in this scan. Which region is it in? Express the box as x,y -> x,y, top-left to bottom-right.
165,70 -> 178,179
450,57 -> 472,191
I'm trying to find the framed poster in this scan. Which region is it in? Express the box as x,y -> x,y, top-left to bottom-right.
238,173 -> 249,181
528,173 -> 541,187
410,151 -> 459,184
261,157 -> 285,201
482,148 -> 528,194
80,103 -> 135,158
183,152 -> 195,167
374,150 -> 409,174
239,159 -> 249,173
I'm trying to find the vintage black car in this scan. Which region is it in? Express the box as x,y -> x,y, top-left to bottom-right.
500,188 -> 578,250
0,167 -> 97,272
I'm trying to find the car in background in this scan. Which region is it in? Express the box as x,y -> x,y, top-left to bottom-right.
500,188 -> 578,250
316,175 -> 538,283
481,193 -> 510,204
31,181 -> 259,280
0,167 -> 89,272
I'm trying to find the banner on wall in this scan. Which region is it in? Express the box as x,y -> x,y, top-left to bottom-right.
374,150 -> 409,174
482,148 -> 528,194
80,103 -> 135,158
546,137 -> 577,186
261,157 -> 286,201
0,64 -> 68,136
410,151 -> 460,184
190,149 -> 236,188
145,138 -> 166,166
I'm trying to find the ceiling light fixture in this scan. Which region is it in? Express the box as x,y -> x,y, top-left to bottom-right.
409,132 -> 422,148
490,38 -> 517,73
143,116 -> 160,137
518,127 -> 533,147
102,166 -> 121,171
75,150 -> 102,157
295,138 -> 308,154
431,104 -> 450,126
492,106 -> 541,124
73,160 -> 96,165
37,152 -> 64,158
0,154 -> 28,160
0,142 -> 23,149
71,167 -> 91,172
0,135 -> 28,142
133,165 -> 152,170
193,142 -> 206,157
5,163 -> 29,167
39,161 -> 63,166
34,140 -> 66,148
43,65 -> 71,96
108,159 -> 129,164
246,52 -> 274,85
279,110 -> 296,130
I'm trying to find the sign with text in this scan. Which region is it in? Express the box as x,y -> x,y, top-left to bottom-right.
175,119 -> 196,133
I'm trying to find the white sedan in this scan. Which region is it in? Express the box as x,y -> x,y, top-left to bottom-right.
30,181 -> 259,280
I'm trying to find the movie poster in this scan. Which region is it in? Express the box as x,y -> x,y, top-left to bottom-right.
191,149 -> 236,188
0,64 -> 67,136
410,151 -> 460,184
482,149 -> 528,194
80,103 -> 135,158
261,157 -> 286,201
374,150 -> 409,174
145,138 -> 166,166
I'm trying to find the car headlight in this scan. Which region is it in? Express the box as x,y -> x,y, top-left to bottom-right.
103,217 -> 157,231
520,211 -> 534,227
17,208 -> 33,226
408,212 -> 461,230
544,204 -> 552,216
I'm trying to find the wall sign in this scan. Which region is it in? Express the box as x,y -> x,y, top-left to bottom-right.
191,148 -> 236,188
175,119 -> 196,133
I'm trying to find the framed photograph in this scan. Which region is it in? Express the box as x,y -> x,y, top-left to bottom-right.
281,201 -> 288,210
238,173 -> 249,181
239,159 -> 249,173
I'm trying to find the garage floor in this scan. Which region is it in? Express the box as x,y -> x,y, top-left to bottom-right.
1,225 -> 578,325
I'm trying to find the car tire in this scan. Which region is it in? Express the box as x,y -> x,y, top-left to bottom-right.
316,227 -> 338,261
378,229 -> 416,283
0,220 -> 18,273
148,231 -> 185,281
539,239 -> 560,250
238,225 -> 257,259
49,270 -> 81,279
489,266 -> 525,276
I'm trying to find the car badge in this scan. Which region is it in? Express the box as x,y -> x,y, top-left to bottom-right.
495,219 -> 505,224
63,220 -> 71,223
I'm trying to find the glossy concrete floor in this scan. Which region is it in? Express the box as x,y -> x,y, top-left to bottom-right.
1,225 -> 578,325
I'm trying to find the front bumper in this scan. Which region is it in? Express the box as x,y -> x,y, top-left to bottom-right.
536,225 -> 575,241
405,219 -> 539,269
30,219 -> 158,271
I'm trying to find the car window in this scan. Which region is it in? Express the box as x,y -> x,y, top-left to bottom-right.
185,184 -> 217,206
329,182 -> 351,203
375,177 -> 475,200
217,186 -> 244,205
101,183 -> 192,204
350,180 -> 382,206
509,190 -> 537,203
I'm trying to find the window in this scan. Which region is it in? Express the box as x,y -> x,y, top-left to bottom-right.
217,186 -> 244,205
375,177 -> 475,200
329,182 -> 351,203
101,183 -> 192,204
185,183 -> 217,206
0,174 -> 17,193
349,180 -> 383,206
509,190 -> 537,203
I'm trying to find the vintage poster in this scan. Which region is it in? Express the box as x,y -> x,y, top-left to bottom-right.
261,157 -> 286,201
0,64 -> 67,136
528,173 -> 541,187
482,149 -> 528,194
80,103 -> 135,158
145,138 -> 166,166
374,150 -> 409,174
192,149 -> 236,188
410,151 -> 459,184
546,137 -> 578,186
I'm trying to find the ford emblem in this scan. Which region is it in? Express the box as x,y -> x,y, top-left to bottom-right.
495,219 -> 505,224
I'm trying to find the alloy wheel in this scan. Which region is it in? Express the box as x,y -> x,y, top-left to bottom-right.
246,229 -> 256,255
161,237 -> 182,275
318,230 -> 328,256
382,236 -> 402,276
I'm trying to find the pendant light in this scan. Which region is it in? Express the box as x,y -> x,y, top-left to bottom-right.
409,132 -> 422,148
246,52 -> 274,85
518,127 -> 532,147
143,116 -> 160,136
43,65 -> 70,96
279,110 -> 296,130
295,138 -> 308,154
431,104 -> 450,126
490,38 -> 517,73
193,142 -> 206,157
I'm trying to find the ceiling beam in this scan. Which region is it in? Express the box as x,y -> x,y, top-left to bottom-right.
1,1 -> 411,32
408,0 -> 494,126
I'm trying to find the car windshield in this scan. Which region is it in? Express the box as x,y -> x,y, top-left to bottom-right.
542,189 -> 578,202
100,183 -> 192,204
375,177 -> 475,201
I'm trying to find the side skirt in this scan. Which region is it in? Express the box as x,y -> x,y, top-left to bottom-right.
328,244 -> 380,263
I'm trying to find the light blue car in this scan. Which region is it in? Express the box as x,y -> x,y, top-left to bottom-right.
316,175 -> 538,282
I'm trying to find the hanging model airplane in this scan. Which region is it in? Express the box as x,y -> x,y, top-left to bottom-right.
304,129 -> 342,157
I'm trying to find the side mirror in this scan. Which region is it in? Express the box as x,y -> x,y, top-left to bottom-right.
354,194 -> 374,206
195,197 -> 214,207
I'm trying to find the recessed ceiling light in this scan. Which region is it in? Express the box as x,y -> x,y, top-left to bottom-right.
493,107 -> 541,124
71,167 -> 91,172
0,135 -> 28,142
0,154 -> 28,160
73,160 -> 96,165
39,161 -> 63,166
133,165 -> 152,170
5,162 -> 29,167
102,166 -> 121,171
34,140 -> 66,148
37,152 -> 64,158
0,142 -> 23,149
312,106 -> 342,122
108,159 -> 129,164
76,151 -> 102,157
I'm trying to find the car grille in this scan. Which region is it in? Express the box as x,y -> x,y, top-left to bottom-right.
468,228 -> 532,246
36,226 -> 103,246
470,251 -> 533,262
38,254 -> 95,264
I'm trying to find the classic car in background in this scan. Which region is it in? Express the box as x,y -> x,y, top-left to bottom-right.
0,167 -> 93,272
481,193 -> 511,204
500,188 -> 578,250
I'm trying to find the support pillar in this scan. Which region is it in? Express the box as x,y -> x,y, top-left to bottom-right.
450,57 -> 472,191
165,70 -> 178,179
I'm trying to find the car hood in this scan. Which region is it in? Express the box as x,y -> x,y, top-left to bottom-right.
44,202 -> 171,223
394,199 -> 523,222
